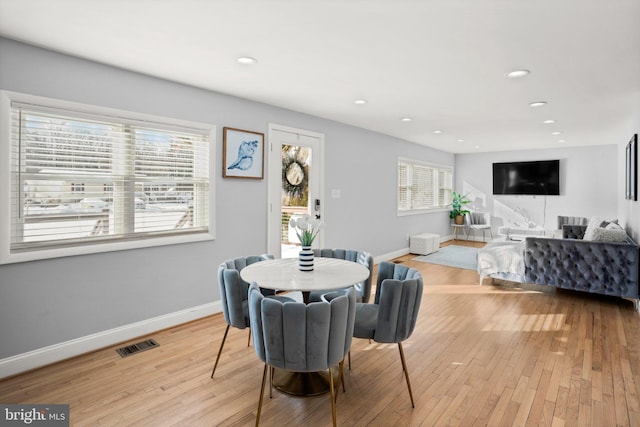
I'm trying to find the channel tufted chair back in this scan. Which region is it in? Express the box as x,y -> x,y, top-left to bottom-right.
211,254 -> 276,379
352,261 -> 423,407
249,283 -> 356,426
309,248 -> 374,303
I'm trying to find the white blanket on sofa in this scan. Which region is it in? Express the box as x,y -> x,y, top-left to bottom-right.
477,240 -> 526,283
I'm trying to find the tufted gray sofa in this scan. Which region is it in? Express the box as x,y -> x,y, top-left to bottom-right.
524,225 -> 640,309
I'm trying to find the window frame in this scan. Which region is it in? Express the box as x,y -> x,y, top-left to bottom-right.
397,157 -> 453,216
0,90 -> 216,265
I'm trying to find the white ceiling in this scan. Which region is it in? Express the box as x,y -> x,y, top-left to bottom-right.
1,0 -> 639,153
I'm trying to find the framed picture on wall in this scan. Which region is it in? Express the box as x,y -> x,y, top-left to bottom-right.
222,127 -> 265,179
626,133 -> 638,201
626,141 -> 630,199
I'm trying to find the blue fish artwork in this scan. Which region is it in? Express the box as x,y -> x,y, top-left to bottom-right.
227,140 -> 258,171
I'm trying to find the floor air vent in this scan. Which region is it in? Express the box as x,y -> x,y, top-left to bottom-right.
116,339 -> 159,358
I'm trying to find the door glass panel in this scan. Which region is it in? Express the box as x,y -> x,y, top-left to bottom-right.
281,144 -> 311,257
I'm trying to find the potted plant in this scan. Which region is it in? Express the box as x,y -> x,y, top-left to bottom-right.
449,191 -> 471,225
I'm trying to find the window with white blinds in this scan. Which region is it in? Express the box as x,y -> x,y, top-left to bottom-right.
398,158 -> 453,214
1,91 -> 215,264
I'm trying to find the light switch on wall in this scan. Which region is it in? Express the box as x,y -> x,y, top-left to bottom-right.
331,189 -> 341,199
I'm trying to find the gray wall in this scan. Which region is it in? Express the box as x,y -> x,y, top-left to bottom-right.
0,38 -> 453,359
455,145 -> 618,234
619,92 -> 640,241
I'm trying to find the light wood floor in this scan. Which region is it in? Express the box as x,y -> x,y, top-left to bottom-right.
2,240 -> 640,426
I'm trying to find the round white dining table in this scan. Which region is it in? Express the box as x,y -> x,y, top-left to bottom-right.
240,256 -> 371,396
240,257 -> 370,302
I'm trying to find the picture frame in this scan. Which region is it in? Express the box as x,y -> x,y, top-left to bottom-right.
222,127 -> 264,179
626,133 -> 638,201
626,142 -> 630,199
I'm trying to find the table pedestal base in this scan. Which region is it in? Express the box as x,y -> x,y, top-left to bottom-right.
272,368 -> 340,396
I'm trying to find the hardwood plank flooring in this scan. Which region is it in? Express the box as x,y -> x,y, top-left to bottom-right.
1,240 -> 639,426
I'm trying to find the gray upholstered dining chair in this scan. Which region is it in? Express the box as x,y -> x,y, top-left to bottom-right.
352,261 -> 423,408
248,283 -> 356,427
308,249 -> 374,303
465,211 -> 493,242
211,254 -> 288,379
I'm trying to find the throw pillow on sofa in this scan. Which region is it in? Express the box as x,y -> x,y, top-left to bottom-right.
584,216 -> 619,240
605,221 -> 623,230
590,227 -> 628,243
584,216 -> 603,240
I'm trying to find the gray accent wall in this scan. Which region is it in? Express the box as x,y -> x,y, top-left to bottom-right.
455,145 -> 618,234
0,38 -> 453,360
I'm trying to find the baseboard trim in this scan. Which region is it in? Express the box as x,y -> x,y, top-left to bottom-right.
374,247 -> 410,264
0,301 -> 222,379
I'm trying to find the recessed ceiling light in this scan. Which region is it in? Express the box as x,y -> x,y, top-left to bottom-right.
353,99 -> 367,105
433,130 -> 443,134
551,131 -> 562,135
506,69 -> 530,78
558,139 -> 566,143
400,117 -> 413,122
236,56 -> 257,65
457,139 -> 464,143
529,101 -> 547,108
543,120 -> 556,124
474,145 -> 481,149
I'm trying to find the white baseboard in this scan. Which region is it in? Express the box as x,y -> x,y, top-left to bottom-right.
375,235 -> 460,264
374,247 -> 410,264
0,301 -> 222,379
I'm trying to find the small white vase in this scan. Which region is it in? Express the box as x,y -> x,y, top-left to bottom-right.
298,246 -> 314,271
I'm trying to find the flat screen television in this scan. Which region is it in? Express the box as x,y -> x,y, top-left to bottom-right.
493,160 -> 560,195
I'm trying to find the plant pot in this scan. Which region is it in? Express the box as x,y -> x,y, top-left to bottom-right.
298,246 -> 314,271
454,215 -> 465,225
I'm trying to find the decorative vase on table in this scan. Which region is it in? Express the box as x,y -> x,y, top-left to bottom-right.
290,214 -> 323,272
298,246 -> 314,271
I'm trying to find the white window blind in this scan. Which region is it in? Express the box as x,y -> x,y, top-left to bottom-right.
398,158 -> 453,214
2,92 -> 215,263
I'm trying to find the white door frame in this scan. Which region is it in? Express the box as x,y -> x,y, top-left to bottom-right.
267,123 -> 325,258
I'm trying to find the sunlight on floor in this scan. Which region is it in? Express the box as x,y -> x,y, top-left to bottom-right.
482,313 -> 566,332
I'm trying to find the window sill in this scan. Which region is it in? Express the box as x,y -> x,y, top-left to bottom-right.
1,231 -> 215,265
397,208 -> 449,217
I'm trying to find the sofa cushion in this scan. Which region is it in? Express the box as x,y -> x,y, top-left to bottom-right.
562,224 -> 587,239
590,227 -> 628,242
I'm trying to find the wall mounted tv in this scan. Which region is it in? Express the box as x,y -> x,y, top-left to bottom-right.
493,160 -> 560,195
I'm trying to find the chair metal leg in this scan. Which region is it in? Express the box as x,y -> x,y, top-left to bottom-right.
339,360 -> 346,394
269,366 -> 273,399
210,324 -> 230,378
398,342 -> 415,408
328,367 -> 337,427
247,329 -> 252,347
255,364 -> 268,426
348,351 -> 351,370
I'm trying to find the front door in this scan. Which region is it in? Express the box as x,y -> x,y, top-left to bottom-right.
267,124 -> 324,258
